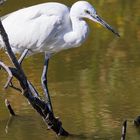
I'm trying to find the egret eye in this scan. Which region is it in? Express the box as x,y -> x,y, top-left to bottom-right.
85,10 -> 90,14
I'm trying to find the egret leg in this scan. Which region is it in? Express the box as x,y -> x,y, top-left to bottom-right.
18,49 -> 29,65
41,53 -> 53,113
4,49 -> 29,89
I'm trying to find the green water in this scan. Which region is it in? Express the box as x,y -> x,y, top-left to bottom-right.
0,0 -> 140,139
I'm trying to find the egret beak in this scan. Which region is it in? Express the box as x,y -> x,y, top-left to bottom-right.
91,14 -> 120,37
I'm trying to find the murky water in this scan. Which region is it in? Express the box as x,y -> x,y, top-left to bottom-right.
0,0 -> 140,139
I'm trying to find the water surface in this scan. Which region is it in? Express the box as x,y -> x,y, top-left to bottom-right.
0,0 -> 140,140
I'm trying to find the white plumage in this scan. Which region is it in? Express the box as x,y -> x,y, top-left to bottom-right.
0,1 -> 119,56
0,1 -> 119,112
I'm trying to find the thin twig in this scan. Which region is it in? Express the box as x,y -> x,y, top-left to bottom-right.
121,120 -> 127,140
9,82 -> 22,93
5,99 -> 16,116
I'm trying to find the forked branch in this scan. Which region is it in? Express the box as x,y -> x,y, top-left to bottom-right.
0,19 -> 69,136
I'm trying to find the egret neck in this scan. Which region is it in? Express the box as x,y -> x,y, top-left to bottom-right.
64,16 -> 89,48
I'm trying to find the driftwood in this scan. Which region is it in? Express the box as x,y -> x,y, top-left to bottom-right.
0,19 -> 69,136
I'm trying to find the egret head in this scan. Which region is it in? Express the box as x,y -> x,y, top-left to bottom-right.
71,1 -> 120,37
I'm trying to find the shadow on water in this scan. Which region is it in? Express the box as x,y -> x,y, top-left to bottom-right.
1,115 -> 113,140
5,116 -> 15,134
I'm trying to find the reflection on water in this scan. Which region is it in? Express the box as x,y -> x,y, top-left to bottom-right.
0,0 -> 140,140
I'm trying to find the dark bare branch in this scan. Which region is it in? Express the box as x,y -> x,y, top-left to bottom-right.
0,19 -> 69,136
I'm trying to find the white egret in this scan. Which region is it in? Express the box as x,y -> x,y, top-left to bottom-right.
0,1 -> 119,111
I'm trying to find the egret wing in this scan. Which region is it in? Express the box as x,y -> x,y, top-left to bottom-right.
1,3 -> 70,53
